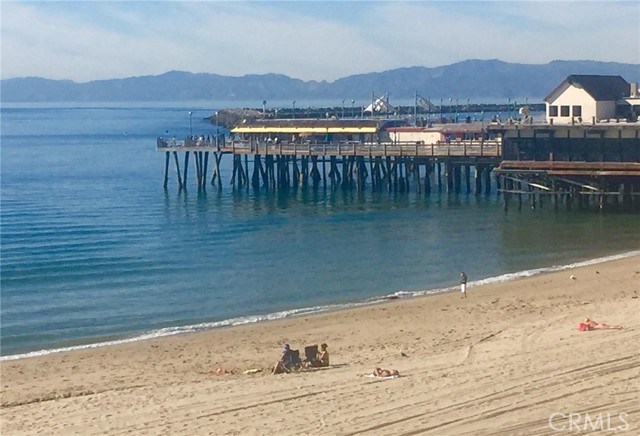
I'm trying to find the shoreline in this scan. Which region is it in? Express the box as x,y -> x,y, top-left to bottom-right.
3,249 -> 639,362
2,252 -> 638,434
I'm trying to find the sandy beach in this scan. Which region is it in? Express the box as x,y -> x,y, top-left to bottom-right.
1,254 -> 639,435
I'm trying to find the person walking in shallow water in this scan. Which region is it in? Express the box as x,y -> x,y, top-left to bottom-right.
460,272 -> 467,299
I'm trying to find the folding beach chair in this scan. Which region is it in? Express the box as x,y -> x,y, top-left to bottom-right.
304,345 -> 319,364
281,349 -> 302,372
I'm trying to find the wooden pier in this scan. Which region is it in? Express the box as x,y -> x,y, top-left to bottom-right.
157,118 -> 640,211
491,122 -> 640,211
157,137 -> 502,195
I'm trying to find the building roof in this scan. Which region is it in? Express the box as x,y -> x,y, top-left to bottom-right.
232,118 -> 381,134
545,75 -> 630,102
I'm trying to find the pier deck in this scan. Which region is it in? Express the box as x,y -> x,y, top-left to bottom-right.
157,139 -> 502,158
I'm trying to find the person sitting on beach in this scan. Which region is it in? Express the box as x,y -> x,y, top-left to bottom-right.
272,344 -> 300,374
310,343 -> 329,368
272,344 -> 291,374
373,367 -> 400,377
579,318 -> 624,331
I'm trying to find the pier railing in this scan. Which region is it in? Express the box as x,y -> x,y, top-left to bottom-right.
157,138 -> 502,158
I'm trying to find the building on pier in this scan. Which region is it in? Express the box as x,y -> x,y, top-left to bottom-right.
230,118 -> 407,144
386,124 -> 489,144
545,75 -> 640,124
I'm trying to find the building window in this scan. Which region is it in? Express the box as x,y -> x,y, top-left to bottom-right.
572,106 -> 582,117
549,105 -> 558,117
561,106 -> 570,117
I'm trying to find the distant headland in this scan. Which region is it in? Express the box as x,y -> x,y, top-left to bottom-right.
2,59 -> 639,103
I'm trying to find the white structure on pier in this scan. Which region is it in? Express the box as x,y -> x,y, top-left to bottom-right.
364,95 -> 396,114
545,75 -> 639,124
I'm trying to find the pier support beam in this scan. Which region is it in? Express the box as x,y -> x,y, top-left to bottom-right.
474,165 -> 482,196
424,163 -> 431,195
163,151 -> 170,189
183,152 -> 190,190
464,165 -> 470,194
453,164 -> 461,194
173,151 -> 183,189
210,152 -> 222,189
445,162 -> 453,193
484,166 -> 492,195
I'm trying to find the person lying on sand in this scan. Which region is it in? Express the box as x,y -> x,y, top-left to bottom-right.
579,318 -> 624,331
373,368 -> 400,377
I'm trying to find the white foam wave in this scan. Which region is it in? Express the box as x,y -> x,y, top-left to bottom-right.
3,249 -> 638,362
471,249 -> 640,288
0,301 -> 375,361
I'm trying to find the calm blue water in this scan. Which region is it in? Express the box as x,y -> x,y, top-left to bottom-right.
1,103 -> 639,358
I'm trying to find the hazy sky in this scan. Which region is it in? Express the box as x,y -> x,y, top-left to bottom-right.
2,1 -> 639,83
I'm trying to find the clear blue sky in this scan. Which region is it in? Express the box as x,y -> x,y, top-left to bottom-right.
2,0 -> 639,83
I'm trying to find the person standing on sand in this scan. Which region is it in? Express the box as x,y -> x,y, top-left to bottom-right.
460,272 -> 467,299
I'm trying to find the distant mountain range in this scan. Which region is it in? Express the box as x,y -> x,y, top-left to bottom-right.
2,59 -> 639,103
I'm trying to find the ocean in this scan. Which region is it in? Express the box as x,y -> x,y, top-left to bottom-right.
1,102 -> 639,360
